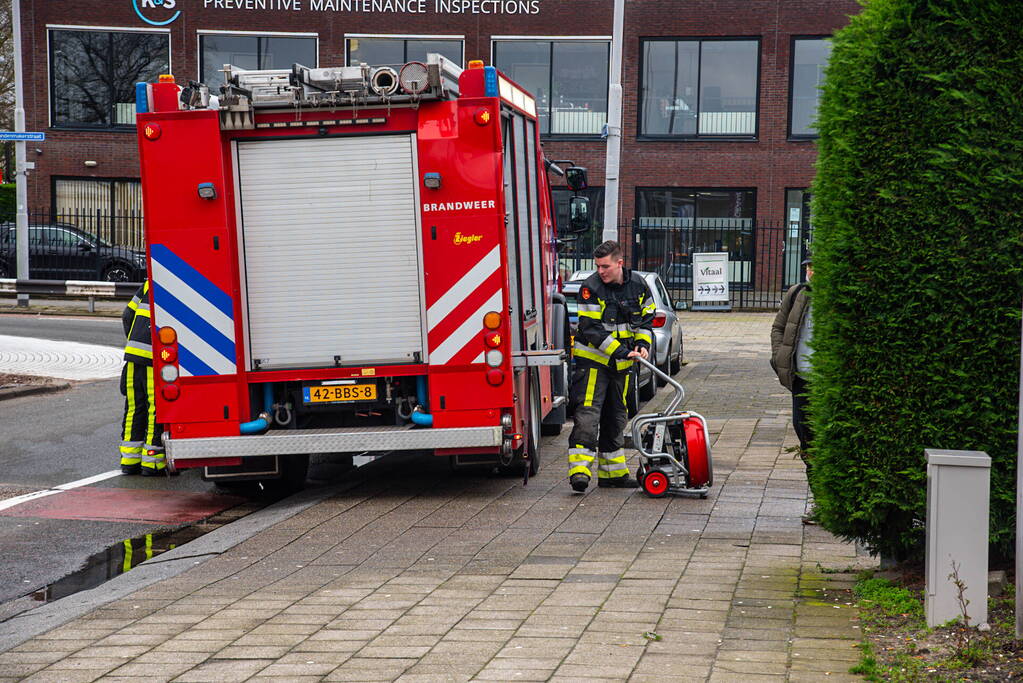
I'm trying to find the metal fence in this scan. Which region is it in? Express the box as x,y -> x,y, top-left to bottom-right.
0,209 -> 146,282
559,219 -> 813,310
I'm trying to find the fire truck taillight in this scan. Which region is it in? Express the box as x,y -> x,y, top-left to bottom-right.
160,365 -> 179,383
486,369 -> 504,386
474,108 -> 492,126
484,331 -> 501,348
485,349 -> 503,368
143,123 -> 162,140
158,327 -> 177,344
483,311 -> 501,330
160,347 -> 177,364
161,384 -> 180,401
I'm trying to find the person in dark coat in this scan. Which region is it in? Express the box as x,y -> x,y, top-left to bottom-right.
770,259 -> 814,461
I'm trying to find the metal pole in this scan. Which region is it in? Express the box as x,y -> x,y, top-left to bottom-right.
12,0 -> 29,306
602,0 -> 625,243
1016,298 -> 1022,638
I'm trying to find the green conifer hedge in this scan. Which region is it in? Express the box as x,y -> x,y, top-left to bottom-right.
0,184 -> 15,222
810,0 -> 1023,559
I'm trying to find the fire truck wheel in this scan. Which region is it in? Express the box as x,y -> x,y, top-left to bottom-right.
527,369 -> 541,476
642,469 -> 670,498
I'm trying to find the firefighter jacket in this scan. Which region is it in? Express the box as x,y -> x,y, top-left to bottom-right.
122,280 -> 153,366
574,269 -> 656,372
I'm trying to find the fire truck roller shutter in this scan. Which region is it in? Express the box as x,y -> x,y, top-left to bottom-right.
235,135 -> 426,369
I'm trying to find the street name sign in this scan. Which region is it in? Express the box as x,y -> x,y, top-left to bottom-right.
0,132 -> 45,142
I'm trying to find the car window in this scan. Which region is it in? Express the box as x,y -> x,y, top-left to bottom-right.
27,227 -> 45,245
654,277 -> 672,309
48,228 -> 84,247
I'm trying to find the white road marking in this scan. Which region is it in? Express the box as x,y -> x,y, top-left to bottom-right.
0,335 -> 122,380
0,470 -> 123,512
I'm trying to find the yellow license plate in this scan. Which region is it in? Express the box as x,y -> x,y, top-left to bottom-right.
304,383 -> 377,404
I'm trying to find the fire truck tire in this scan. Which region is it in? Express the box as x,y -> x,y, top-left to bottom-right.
542,298 -> 570,436
527,369 -> 541,476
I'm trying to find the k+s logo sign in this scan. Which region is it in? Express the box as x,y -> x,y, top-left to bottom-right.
133,0 -> 182,26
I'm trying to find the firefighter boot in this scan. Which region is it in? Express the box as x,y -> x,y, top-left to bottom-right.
140,447 -> 167,477
570,473 -> 590,492
598,475 -> 640,488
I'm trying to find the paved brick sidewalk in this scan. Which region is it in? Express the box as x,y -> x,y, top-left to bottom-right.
0,312 -> 875,682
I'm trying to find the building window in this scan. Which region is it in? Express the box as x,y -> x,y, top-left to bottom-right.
636,188 -> 755,288
640,39 -> 759,137
347,37 -> 463,67
784,188 -> 813,286
54,178 -> 144,249
50,29 -> 169,128
789,38 -> 831,137
200,34 -> 318,86
493,40 -> 609,136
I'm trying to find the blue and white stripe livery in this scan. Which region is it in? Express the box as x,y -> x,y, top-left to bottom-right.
150,244 -> 237,377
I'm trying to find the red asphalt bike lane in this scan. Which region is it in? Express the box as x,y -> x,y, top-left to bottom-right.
0,487 -> 245,524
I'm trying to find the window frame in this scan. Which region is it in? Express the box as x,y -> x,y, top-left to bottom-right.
787,35 -> 831,140
491,35 -> 612,140
197,29 -> 319,86
47,24 -> 172,131
634,186 -> 758,224
344,34 -> 465,68
637,36 -> 762,141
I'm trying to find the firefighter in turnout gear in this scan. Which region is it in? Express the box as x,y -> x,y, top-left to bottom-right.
568,241 -> 656,492
119,280 -> 165,475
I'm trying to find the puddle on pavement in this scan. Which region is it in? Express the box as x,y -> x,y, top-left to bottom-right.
26,501 -> 260,607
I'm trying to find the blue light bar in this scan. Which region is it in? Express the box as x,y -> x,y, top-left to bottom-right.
135,82 -> 149,114
484,67 -> 498,97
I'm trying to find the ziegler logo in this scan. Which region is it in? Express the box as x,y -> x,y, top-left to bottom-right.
453,232 -> 483,246
133,0 -> 181,26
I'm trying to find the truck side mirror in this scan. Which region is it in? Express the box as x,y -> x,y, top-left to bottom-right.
565,166 -> 588,191
569,195 -> 591,234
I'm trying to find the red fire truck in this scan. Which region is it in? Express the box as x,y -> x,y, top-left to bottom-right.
135,56 -> 584,490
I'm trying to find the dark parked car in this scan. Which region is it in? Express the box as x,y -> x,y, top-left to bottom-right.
0,223 -> 146,282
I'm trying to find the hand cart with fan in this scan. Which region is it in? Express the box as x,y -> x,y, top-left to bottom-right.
630,356 -> 713,498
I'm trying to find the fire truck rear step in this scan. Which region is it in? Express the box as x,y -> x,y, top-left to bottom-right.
165,425 -> 503,461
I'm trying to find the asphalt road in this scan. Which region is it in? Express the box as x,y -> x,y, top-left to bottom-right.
0,313 -> 124,348
0,316 -> 253,610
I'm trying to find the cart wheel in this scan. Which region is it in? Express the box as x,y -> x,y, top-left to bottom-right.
643,469 -> 670,498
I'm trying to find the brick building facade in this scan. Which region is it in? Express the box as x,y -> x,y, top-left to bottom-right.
18,0 -> 860,285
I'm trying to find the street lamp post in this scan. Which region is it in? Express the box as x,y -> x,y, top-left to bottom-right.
12,0 -> 29,306
602,0 -> 624,243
